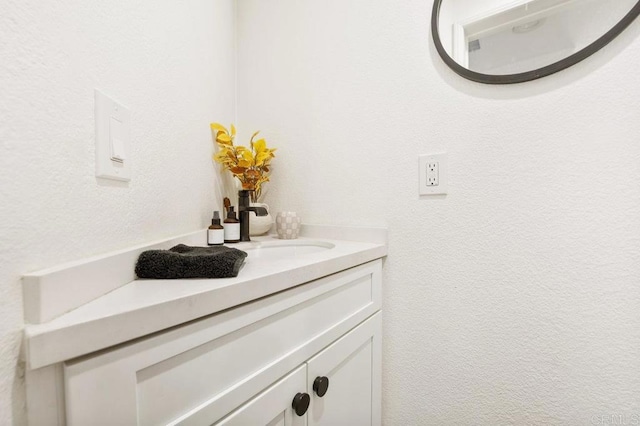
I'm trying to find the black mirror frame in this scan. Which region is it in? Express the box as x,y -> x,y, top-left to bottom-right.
431,0 -> 640,84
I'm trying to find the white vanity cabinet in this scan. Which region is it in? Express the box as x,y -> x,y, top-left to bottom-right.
62,260 -> 382,426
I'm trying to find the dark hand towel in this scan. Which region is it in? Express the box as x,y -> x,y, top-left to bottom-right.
135,244 -> 247,279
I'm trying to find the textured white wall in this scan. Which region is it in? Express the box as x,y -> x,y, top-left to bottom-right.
237,0 -> 640,424
0,1 -> 235,423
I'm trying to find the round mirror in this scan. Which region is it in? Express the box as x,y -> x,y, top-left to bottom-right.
432,0 -> 640,84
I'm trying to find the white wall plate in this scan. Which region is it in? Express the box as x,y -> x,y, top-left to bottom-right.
95,89 -> 131,181
418,153 -> 448,195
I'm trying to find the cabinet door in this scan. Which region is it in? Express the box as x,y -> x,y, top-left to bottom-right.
306,313 -> 381,426
215,365 -> 308,426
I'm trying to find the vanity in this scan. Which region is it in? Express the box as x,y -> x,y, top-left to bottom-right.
22,225 -> 387,425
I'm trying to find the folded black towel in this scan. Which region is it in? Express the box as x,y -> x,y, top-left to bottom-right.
135,244 -> 247,279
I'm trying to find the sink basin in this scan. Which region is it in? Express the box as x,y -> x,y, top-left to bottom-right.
242,239 -> 335,260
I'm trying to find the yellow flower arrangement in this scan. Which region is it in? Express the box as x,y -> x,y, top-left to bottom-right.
211,122 -> 276,202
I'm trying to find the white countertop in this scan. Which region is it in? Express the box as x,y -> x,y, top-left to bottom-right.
23,225 -> 387,369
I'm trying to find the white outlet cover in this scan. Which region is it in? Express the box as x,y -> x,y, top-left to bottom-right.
418,153 -> 447,195
95,89 -> 131,182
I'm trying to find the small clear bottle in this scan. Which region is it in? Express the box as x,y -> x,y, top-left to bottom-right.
207,211 -> 224,246
224,206 -> 240,243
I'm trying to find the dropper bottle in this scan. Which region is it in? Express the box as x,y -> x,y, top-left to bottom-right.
224,207 -> 240,243
207,211 -> 224,246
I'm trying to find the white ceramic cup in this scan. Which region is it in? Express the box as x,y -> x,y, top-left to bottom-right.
275,212 -> 301,239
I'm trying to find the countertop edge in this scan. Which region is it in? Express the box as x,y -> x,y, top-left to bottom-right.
24,240 -> 387,369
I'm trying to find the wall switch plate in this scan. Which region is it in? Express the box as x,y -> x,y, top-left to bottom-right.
419,153 -> 447,195
95,89 -> 131,181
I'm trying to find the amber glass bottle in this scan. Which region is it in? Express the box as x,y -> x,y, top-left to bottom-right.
207,211 -> 224,246
224,207 -> 240,243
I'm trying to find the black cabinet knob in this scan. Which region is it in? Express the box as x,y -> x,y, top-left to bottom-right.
292,392 -> 310,416
313,376 -> 330,397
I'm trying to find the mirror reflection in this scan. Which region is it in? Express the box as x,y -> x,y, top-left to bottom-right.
438,0 -> 638,75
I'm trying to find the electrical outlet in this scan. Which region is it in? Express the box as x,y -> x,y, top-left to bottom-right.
426,162 -> 439,186
419,153 -> 447,195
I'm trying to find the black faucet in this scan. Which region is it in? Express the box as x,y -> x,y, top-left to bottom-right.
238,190 -> 268,242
